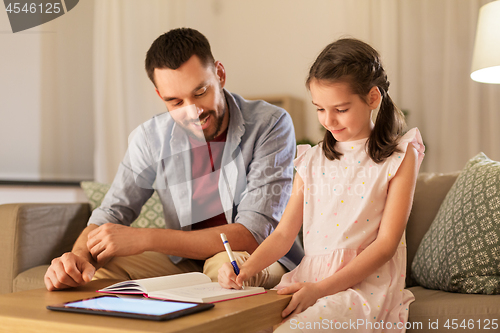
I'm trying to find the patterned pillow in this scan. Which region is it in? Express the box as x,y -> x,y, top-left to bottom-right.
411,153 -> 500,294
80,181 -> 166,229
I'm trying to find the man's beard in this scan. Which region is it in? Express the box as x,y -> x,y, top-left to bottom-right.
182,104 -> 226,142
187,92 -> 227,142
205,108 -> 226,142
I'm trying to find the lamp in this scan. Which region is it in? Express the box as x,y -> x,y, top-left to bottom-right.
471,0 -> 500,84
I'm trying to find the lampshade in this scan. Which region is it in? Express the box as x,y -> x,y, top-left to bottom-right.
471,0 -> 500,84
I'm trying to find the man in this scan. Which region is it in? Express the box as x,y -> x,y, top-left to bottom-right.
44,28 -> 303,291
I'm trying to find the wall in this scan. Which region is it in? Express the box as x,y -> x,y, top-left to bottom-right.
184,0 -> 500,173
1,0 -> 500,184
0,0 -> 94,181
0,9 -> 42,180
189,0 -> 394,143
0,185 -> 86,205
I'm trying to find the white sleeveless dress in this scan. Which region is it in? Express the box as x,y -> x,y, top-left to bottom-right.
275,128 -> 425,332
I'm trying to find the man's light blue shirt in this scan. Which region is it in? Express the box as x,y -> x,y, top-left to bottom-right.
88,90 -> 304,270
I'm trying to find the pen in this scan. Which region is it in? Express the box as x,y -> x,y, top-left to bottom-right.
220,233 -> 240,275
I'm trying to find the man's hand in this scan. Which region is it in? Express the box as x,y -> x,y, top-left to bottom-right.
87,223 -> 148,264
44,252 -> 95,291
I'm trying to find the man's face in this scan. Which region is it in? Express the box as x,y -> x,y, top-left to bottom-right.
154,55 -> 229,142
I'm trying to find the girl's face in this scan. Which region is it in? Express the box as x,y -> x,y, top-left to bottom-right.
310,79 -> 380,142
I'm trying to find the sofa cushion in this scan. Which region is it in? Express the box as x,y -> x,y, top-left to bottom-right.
407,286 -> 500,333
411,153 -> 500,294
406,171 -> 460,287
80,181 -> 165,228
13,265 -> 49,293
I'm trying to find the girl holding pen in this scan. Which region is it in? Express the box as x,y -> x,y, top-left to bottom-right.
218,38 -> 424,332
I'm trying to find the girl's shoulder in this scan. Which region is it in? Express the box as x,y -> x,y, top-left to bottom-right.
397,128 -> 425,153
386,127 -> 425,181
294,143 -> 324,163
293,143 -> 323,178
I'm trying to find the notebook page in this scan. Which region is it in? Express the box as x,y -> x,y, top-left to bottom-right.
139,272 -> 212,292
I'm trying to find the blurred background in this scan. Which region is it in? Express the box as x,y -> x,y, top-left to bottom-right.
1,0 -> 500,186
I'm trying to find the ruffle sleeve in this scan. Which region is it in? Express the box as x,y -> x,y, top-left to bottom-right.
388,128 -> 425,181
293,144 -> 311,180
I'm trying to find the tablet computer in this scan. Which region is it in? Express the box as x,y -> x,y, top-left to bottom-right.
47,295 -> 214,321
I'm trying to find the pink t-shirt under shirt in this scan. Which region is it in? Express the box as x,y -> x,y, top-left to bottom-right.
188,129 -> 228,230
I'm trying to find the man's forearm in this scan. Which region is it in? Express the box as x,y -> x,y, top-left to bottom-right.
145,223 -> 259,260
71,224 -> 100,268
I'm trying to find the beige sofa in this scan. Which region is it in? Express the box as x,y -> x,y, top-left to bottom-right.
1,172 -> 499,331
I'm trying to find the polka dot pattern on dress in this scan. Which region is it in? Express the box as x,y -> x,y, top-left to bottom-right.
286,129 -> 422,328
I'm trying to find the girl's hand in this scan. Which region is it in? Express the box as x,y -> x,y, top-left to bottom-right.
217,263 -> 250,289
277,282 -> 323,318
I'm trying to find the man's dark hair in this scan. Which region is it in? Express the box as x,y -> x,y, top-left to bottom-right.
145,28 -> 215,86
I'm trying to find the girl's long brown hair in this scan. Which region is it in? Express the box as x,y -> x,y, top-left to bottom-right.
306,38 -> 405,163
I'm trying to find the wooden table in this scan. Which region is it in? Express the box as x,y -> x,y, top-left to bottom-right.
0,280 -> 291,333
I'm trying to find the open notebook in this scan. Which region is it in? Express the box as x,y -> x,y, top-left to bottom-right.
98,272 -> 265,303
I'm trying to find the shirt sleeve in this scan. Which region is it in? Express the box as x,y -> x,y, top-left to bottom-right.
388,127 -> 425,181
293,144 -> 312,180
233,111 -> 296,244
87,125 -> 156,227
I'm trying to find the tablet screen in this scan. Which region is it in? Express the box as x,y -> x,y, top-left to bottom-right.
65,296 -> 197,316
47,295 -> 214,321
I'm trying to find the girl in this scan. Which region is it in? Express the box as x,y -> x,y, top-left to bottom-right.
219,38 -> 424,332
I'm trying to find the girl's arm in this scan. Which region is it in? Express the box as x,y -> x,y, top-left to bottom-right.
279,144 -> 419,318
218,173 -> 305,289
